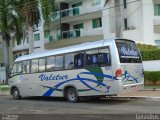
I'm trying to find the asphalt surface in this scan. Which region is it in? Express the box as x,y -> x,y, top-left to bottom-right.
0,95 -> 160,114
0,90 -> 160,120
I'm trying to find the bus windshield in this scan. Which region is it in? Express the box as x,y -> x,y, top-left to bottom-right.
116,39 -> 142,63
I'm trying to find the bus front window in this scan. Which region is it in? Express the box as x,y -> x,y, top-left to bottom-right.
11,62 -> 22,77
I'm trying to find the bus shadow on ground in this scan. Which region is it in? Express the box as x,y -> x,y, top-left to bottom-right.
20,96 -> 133,105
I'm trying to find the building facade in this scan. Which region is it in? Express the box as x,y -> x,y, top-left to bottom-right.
1,0 -> 160,81
0,34 -> 5,83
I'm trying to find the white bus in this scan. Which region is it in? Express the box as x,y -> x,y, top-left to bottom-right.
9,38 -> 144,102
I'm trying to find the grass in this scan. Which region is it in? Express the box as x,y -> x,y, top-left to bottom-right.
0,85 -> 9,91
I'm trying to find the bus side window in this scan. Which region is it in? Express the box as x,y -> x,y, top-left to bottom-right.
98,47 -> 111,66
65,53 -> 74,69
46,56 -> 55,72
39,58 -> 46,72
31,59 -> 39,73
86,49 -> 98,67
74,52 -> 84,68
22,61 -> 30,74
55,55 -> 64,71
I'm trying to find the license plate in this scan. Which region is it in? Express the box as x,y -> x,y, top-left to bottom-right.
131,85 -> 137,90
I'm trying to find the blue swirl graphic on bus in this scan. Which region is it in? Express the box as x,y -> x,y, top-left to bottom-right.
122,71 -> 139,83
41,72 -> 116,97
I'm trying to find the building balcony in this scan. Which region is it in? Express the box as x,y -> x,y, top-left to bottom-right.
12,44 -> 29,52
50,5 -> 103,23
44,28 -> 103,49
153,0 -> 160,4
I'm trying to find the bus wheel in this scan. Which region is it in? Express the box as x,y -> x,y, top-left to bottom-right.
66,87 -> 78,103
12,88 -> 21,100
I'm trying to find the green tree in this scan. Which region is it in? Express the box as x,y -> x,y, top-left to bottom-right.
20,0 -> 40,54
40,0 -> 56,24
19,0 -> 56,54
0,0 -> 23,84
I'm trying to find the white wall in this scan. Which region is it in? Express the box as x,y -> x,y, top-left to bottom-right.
126,0 -> 142,30
143,60 -> 160,71
142,0 -> 155,44
103,0 -> 116,39
0,71 -> 6,83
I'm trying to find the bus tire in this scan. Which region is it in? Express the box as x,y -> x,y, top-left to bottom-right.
66,87 -> 78,103
12,88 -> 21,100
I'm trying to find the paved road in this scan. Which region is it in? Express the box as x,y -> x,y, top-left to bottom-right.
0,96 -> 160,114
0,96 -> 160,120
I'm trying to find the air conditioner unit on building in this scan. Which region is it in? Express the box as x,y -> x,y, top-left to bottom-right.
127,26 -> 136,30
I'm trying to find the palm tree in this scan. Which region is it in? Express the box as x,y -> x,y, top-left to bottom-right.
19,0 -> 56,54
40,0 -> 56,24
0,0 -> 24,84
20,0 -> 40,54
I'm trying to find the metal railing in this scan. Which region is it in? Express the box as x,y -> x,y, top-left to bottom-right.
45,28 -> 104,44
50,5 -> 103,21
61,29 -> 81,39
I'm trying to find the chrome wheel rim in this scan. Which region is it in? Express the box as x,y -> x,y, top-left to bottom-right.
13,90 -> 18,98
68,91 -> 75,101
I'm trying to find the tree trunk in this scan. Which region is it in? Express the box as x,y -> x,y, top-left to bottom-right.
114,0 -> 123,38
3,39 -> 9,84
28,25 -> 34,54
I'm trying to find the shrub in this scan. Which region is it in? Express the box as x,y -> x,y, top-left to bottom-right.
144,71 -> 160,83
141,49 -> 160,61
137,43 -> 158,51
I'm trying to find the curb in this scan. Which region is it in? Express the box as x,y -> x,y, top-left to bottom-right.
109,96 -> 160,101
142,89 -> 160,91
0,92 -> 9,96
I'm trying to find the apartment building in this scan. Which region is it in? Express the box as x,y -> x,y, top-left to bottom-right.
43,0 -> 105,49
122,0 -> 160,46
12,0 -> 160,56
0,0 -> 160,81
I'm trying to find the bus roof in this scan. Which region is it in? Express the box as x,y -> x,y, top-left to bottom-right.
14,38 -> 134,62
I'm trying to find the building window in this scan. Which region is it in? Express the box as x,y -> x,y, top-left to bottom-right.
72,2 -> 82,16
155,40 -> 160,48
34,33 -> 40,41
0,63 -> 5,67
123,0 -> 127,9
44,30 -> 50,38
92,18 -> 102,29
91,0 -> 101,6
73,23 -> 84,29
124,18 -> 128,30
154,4 -> 160,16
73,23 -> 83,37
17,40 -> 21,46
